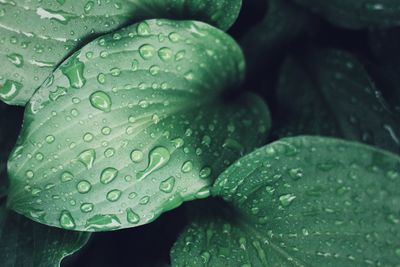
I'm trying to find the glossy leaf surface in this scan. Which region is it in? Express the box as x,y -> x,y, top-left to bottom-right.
172,136 -> 400,266
0,0 -> 242,105
7,19 -> 270,231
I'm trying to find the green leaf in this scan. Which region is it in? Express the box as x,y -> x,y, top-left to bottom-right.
275,49 -> 400,154
7,19 -> 271,232
0,0 -> 242,106
0,199 -> 90,267
241,0 -> 312,73
171,136 -> 400,266
293,0 -> 400,29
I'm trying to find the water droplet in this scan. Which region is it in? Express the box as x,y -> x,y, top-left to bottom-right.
171,138 -> 184,148
139,196 -> 150,205
84,1 -> 94,13
83,132 -> 94,142
169,32 -> 181,42
60,54 -> 86,89
90,91 -> 112,112
77,180 -> 92,193
137,147 -> 170,180
181,160 -> 193,173
7,53 -> 23,67
80,203 -> 94,213
49,86 -> 67,101
26,170 -> 34,178
78,149 -> 96,169
61,171 -> 74,182
279,193 -> 296,207
100,167 -> 118,184
59,210 -> 75,229
0,79 -> 23,102
126,208 -> 140,224
288,168 -> 303,180
200,251 -> 211,264
130,149 -> 144,163
158,47 -> 173,61
199,166 -> 212,179
139,44 -> 155,59
85,214 -> 121,231
106,189 -> 122,202
45,135 -> 55,143
159,176 -> 175,193
136,21 -> 151,35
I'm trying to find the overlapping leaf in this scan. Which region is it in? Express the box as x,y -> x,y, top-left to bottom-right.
241,0 -> 312,73
0,199 -> 90,267
275,49 -> 400,154
0,0 -> 242,105
171,136 -> 400,266
293,0 -> 400,29
7,19 -> 270,231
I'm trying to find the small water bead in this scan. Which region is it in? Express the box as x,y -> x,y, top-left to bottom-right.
288,168 -> 303,180
130,149 -> 144,163
77,180 -> 92,193
110,67 -> 121,76
279,193 -> 296,207
169,32 -> 181,42
97,73 -> 106,84
136,21 -> 151,35
139,44 -> 155,59
171,138 -> 184,148
80,203 -> 94,213
78,149 -> 96,169
199,166 -> 212,179
175,50 -> 185,61
149,65 -> 160,76
61,171 -> 74,182
83,132 -> 94,142
26,170 -> 34,178
101,126 -> 111,135
104,148 -> 115,158
158,47 -> 173,61
59,210 -> 75,229
45,135 -> 56,144
139,196 -> 150,205
126,208 -> 140,224
159,176 -> 175,193
35,152 -> 44,161
106,189 -> 122,202
0,80 -> 22,102
90,91 -> 112,112
7,53 -> 24,67
181,160 -> 193,173
128,192 -> 137,199
100,167 -> 118,184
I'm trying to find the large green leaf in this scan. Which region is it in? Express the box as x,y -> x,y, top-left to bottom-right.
0,0 -> 242,106
275,49 -> 400,154
0,199 -> 90,267
171,136 -> 400,266
0,102 -> 23,198
293,0 -> 400,29
7,19 -> 271,231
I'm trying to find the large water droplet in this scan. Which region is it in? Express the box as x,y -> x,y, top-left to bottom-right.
60,54 -> 86,89
77,180 -> 92,193
158,47 -> 173,61
0,79 -> 23,102
90,91 -> 112,112
181,160 -> 193,173
159,176 -> 175,193
279,193 -> 296,207
199,166 -> 212,179
137,147 -> 170,180
59,210 -> 76,229
139,44 -> 155,59
100,167 -> 118,184
106,189 -> 122,202
85,214 -> 121,231
78,149 -> 96,169
7,53 -> 23,67
126,208 -> 140,224
136,21 -> 151,36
